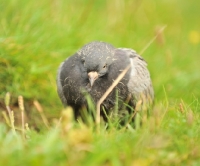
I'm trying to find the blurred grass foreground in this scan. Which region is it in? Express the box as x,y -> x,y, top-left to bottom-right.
0,0 -> 200,165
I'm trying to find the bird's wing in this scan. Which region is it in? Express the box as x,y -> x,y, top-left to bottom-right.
56,59 -> 68,106
118,48 -> 154,109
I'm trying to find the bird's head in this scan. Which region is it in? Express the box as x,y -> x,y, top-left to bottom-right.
78,41 -> 115,87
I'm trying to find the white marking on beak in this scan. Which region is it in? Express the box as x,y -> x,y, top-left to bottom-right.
88,71 -> 98,87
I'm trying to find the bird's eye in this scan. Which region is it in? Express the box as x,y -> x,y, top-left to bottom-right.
103,64 -> 107,69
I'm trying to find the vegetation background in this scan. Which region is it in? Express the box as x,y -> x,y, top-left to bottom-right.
0,0 -> 200,165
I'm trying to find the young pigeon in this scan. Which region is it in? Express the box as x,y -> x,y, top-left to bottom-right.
57,41 -> 154,119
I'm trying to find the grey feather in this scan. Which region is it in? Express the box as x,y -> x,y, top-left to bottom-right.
56,61 -> 67,106
118,48 -> 154,108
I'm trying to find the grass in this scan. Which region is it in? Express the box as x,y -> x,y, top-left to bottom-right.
0,0 -> 200,165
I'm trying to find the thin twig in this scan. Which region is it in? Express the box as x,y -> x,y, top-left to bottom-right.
96,64 -> 131,126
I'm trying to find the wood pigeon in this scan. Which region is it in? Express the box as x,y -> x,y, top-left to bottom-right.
57,41 -> 154,120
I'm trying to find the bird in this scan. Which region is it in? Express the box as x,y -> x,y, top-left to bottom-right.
57,41 -> 154,120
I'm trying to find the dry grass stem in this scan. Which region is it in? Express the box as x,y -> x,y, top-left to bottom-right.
10,111 -> 16,133
25,123 -> 30,131
33,100 -> 50,129
5,92 -> 12,120
179,102 -> 184,113
2,111 -> 23,131
2,111 -> 10,125
96,26 -> 167,127
96,64 -> 131,125
4,92 -> 16,133
139,25 -> 167,55
95,23 -> 164,126
18,95 -> 25,138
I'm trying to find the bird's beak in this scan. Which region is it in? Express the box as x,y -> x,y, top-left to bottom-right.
88,71 -> 98,87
